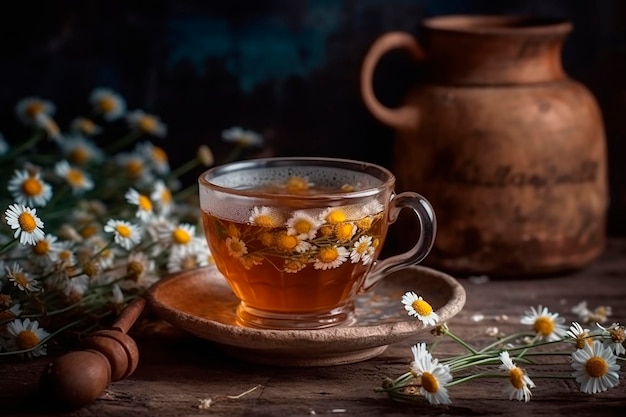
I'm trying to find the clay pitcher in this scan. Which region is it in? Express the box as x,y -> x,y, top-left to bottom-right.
360,15 -> 608,277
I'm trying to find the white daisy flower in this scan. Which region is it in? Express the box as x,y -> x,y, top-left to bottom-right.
520,305 -> 568,342
249,206 -> 284,228
89,87 -> 127,121
166,244 -> 209,273
283,259 -> 306,274
150,180 -> 173,215
135,141 -> 170,174
69,116 -> 103,136
410,344 -> 453,405
63,274 -> 90,299
59,134 -> 104,165
273,231 -> 305,253
321,207 -> 348,225
498,351 -> 535,402
158,222 -> 196,248
225,236 -> 248,259
566,322 -> 594,350
571,339 -> 620,394
15,97 -> 55,125
221,126 -> 264,147
350,235 -> 375,265
596,323 -> 626,356
401,291 -> 439,326
0,303 -> 22,323
120,251 -> 158,290
4,203 -> 45,245
313,245 -> 349,270
127,110 -> 167,138
411,342 -> 433,365
286,210 -> 321,239
114,152 -> 154,185
53,240 -> 77,270
104,219 -> 142,250
5,262 -> 40,293
54,160 -> 95,194
4,318 -> 50,357
125,188 -> 154,222
7,169 -> 53,207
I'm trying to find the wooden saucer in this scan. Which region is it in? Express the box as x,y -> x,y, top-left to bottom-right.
145,265 -> 466,366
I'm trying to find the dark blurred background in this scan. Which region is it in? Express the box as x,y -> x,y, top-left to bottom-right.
1,0 -> 625,233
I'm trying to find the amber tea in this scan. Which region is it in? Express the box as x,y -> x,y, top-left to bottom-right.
199,157 -> 436,329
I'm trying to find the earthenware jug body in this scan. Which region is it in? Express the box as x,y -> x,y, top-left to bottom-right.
361,15 -> 608,277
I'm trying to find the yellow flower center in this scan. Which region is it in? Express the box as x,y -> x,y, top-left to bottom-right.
115,224 -> 132,238
585,356 -> 609,378
355,241 -> 369,254
575,334 -> 593,350
228,239 -> 244,254
285,176 -> 309,193
22,177 -> 43,197
18,212 -> 37,233
152,146 -> 168,163
533,316 -> 555,337
25,102 -> 44,117
318,225 -> 333,237
138,116 -> 157,133
182,255 -> 198,270
125,160 -> 143,178
69,147 -> 90,165
159,188 -> 172,204
509,367 -> 525,389
254,214 -> 276,228
67,169 -> 85,186
226,223 -> 240,238
80,225 -> 98,238
16,329 -> 40,350
356,217 -> 373,230
421,372 -> 439,393
0,310 -> 15,321
610,327 -> 626,344
138,195 -> 153,211
82,262 -> 99,277
293,219 -> 312,235
326,209 -> 346,224
13,273 -> 29,288
172,228 -> 191,244
98,97 -> 116,113
33,240 -> 50,255
318,247 -> 339,263
412,299 -> 433,316
260,232 -> 274,247
127,260 -> 144,280
335,223 -> 354,242
59,250 -> 72,262
277,233 -> 298,251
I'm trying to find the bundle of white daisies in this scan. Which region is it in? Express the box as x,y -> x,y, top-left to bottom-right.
378,294 -> 624,404
0,89 -> 263,359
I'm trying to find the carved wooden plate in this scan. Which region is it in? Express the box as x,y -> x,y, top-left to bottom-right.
145,265 -> 466,367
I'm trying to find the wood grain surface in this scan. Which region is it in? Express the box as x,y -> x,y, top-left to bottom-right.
2,239 -> 625,417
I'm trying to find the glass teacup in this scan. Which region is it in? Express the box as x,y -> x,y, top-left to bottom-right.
198,157 -> 436,329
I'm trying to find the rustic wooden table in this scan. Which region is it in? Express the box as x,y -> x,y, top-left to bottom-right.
2,239 -> 625,417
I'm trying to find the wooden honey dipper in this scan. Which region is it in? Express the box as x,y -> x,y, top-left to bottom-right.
40,297 -> 146,410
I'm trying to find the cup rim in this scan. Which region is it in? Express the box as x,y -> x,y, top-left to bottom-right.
198,156 -> 396,200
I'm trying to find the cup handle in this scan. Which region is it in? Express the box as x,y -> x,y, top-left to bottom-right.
360,192 -> 436,292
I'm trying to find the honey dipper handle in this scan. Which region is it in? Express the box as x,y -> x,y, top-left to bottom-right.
112,297 -> 146,333
40,297 -> 147,411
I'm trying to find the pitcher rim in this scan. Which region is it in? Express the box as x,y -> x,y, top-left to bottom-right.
422,14 -> 572,36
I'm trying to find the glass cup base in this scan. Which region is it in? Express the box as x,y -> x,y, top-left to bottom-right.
236,302 -> 357,330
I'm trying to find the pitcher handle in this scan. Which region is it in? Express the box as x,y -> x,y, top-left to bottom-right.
360,31 -> 425,130
361,191 -> 436,292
